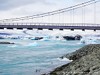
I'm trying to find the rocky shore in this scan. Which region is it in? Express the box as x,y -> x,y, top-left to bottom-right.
47,44 -> 100,75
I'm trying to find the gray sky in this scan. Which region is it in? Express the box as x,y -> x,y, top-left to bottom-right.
0,0 -> 52,10
0,0 -> 86,16
0,0 -> 100,23
0,0 -> 88,10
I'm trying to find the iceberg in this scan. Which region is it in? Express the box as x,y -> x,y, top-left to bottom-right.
24,42 -> 38,47
80,36 -> 97,45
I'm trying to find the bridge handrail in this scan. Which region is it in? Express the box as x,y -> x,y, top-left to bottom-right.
0,23 -> 99,26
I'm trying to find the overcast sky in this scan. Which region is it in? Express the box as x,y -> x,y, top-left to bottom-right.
0,0 -> 100,23
0,0 -> 87,17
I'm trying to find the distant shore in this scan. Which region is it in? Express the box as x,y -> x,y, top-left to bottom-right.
45,44 -> 100,75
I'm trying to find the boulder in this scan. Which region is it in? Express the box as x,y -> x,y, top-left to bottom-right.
63,36 -> 75,40
63,35 -> 82,40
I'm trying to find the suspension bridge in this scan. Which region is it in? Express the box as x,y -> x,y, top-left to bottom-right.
0,0 -> 100,31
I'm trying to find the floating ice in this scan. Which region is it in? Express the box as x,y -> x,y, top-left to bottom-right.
25,42 -> 38,47
8,45 -> 18,48
41,37 -> 50,41
80,36 -> 98,45
57,57 -> 73,62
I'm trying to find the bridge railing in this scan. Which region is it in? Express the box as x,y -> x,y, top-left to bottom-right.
0,23 -> 100,26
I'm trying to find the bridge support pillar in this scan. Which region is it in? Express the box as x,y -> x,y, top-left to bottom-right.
71,29 -> 74,31
82,29 -> 85,31
27,28 -> 33,30
0,27 -> 4,30
38,28 -> 43,30
48,28 -> 53,30
94,29 -> 96,31
7,28 -> 13,30
17,28 -> 23,30
59,29 -> 63,30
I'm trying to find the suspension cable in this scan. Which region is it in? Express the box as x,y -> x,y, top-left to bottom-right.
94,2 -> 96,24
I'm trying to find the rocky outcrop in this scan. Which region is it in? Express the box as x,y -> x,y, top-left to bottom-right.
48,44 -> 100,75
63,35 -> 82,40
63,36 -> 75,40
0,42 -> 14,44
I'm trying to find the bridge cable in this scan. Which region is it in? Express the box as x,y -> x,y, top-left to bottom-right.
72,9 -> 74,24
64,10 -> 67,23
94,1 -> 96,24
82,6 -> 85,26
59,11 -> 60,24
70,10 -> 72,24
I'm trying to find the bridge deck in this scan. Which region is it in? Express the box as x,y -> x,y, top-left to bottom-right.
0,24 -> 99,30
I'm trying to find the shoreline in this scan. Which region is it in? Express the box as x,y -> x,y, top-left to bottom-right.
45,44 -> 100,75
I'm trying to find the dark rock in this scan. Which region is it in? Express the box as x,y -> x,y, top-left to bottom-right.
75,35 -> 82,40
63,36 -> 75,40
0,42 -> 14,44
35,37 -> 43,40
49,44 -> 100,75
63,35 -> 82,40
11,37 -> 19,39
56,36 -> 59,38
31,37 -> 43,40
64,44 -> 99,60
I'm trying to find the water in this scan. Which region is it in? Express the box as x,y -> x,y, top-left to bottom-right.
0,39 -> 84,75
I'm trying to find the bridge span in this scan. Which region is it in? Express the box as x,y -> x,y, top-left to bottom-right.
0,23 -> 99,31
0,0 -> 100,31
